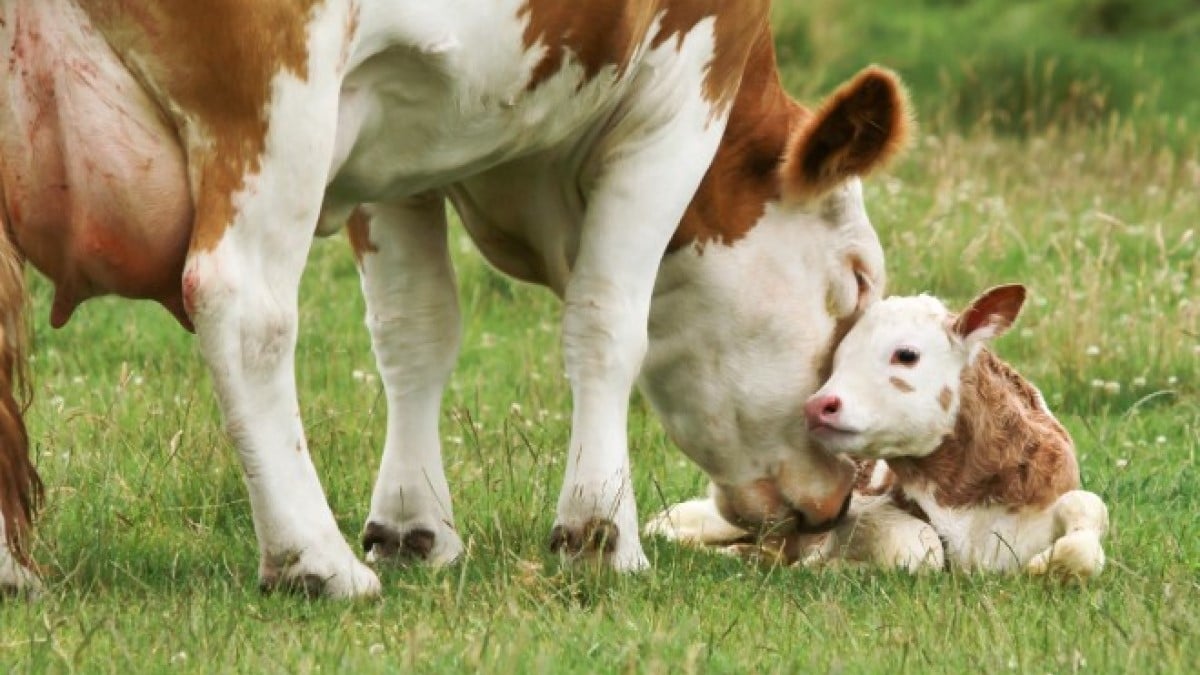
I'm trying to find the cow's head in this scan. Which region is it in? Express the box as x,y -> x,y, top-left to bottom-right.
804,285 -> 1028,459
647,67 -> 912,537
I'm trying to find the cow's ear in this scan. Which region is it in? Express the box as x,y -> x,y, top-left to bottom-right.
780,66 -> 911,201
953,284 -> 1027,346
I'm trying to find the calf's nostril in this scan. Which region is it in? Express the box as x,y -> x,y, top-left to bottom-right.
820,396 -> 841,417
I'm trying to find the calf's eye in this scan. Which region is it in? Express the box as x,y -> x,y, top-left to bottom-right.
891,347 -> 920,366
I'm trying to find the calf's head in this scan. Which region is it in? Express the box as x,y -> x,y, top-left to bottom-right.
804,284 -> 1027,459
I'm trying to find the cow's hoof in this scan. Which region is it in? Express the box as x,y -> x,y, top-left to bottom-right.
362,520 -> 462,566
549,518 -> 649,571
259,550 -> 381,600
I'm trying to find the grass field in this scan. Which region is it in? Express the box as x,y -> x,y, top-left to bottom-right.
2,4 -> 1198,674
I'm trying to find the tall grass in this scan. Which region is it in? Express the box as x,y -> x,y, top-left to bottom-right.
772,0 -> 1200,147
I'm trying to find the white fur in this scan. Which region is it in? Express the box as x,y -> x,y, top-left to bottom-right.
644,496 -> 749,545
184,1 -> 380,598
805,494 -> 944,572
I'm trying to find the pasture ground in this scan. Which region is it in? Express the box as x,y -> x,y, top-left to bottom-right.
1,5 -> 1197,674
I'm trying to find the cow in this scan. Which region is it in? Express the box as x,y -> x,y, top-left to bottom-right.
0,0 -> 910,597
648,285 -> 1109,578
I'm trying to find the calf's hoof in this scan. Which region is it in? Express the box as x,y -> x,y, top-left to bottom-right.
1026,530 -> 1106,580
549,518 -> 649,572
259,549 -> 381,600
362,520 -> 462,566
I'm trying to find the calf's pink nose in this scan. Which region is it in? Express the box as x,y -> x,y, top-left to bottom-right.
804,394 -> 842,429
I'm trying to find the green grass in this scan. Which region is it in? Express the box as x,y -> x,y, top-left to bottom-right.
3,7 -> 1199,674
772,0 -> 1200,146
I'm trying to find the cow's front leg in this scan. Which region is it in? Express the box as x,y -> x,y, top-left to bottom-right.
551,111 -> 725,571
181,16 -> 377,599
187,199 -> 378,599
352,199 -> 464,566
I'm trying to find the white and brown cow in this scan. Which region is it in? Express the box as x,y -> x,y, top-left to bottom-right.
0,1 -> 909,597
649,285 -> 1109,578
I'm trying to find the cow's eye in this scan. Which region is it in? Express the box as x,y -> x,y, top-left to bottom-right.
891,347 -> 920,366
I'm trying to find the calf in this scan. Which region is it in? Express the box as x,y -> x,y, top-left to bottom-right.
650,285 -> 1109,577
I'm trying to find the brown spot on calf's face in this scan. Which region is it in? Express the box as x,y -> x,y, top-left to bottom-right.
78,0 -> 325,253
889,376 -> 915,393
938,386 -> 953,412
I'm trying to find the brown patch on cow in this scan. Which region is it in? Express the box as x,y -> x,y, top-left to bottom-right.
888,349 -> 1079,510
519,0 -> 658,91
0,226 -> 39,566
79,1 -> 326,253
652,1 -> 771,110
668,23 -> 802,252
519,1 -> 768,109
780,66 -> 912,202
889,376 -> 915,393
938,386 -> 954,412
345,206 -> 378,265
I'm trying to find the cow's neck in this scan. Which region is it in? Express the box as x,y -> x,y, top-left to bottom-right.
889,350 -> 1080,510
667,23 -> 806,254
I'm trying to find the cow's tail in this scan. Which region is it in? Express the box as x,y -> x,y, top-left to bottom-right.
0,223 -> 38,565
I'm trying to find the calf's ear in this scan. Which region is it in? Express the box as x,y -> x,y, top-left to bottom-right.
954,284 -> 1027,345
780,66 -> 912,201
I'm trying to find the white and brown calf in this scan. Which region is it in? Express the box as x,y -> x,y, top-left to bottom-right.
650,285 -> 1109,578
0,1 -> 909,597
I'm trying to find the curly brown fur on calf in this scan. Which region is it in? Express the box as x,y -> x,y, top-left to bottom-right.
888,349 -> 1078,510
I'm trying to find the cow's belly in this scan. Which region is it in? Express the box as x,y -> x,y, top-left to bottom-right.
0,0 -> 192,327
323,4 -> 658,291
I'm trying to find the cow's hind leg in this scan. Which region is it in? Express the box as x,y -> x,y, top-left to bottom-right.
182,5 -> 377,599
353,198 -> 464,566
